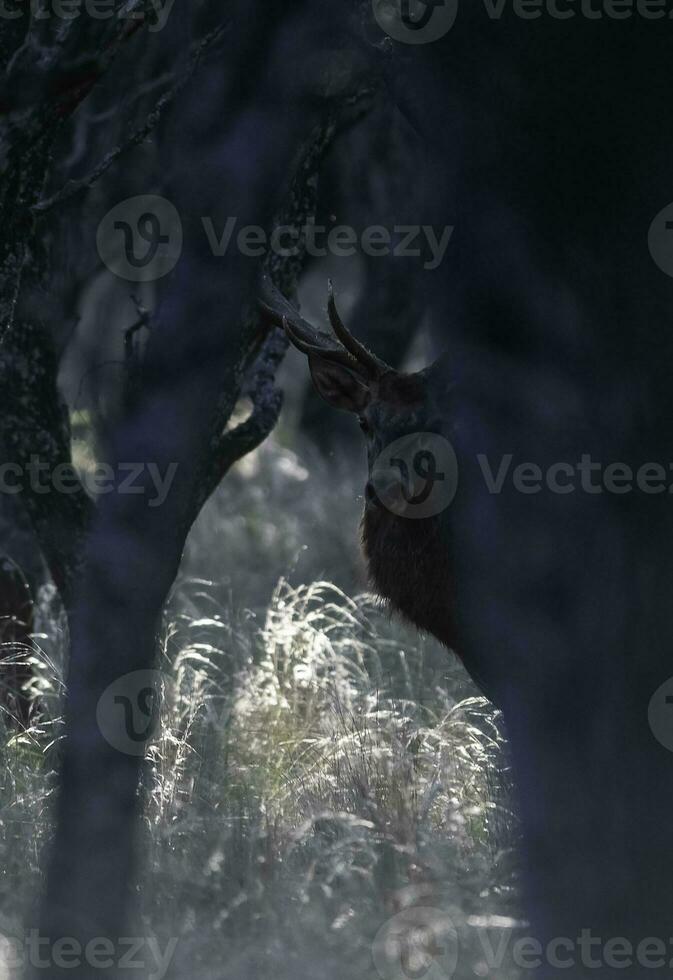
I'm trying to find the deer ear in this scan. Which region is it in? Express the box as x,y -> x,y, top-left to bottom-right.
308,355 -> 370,414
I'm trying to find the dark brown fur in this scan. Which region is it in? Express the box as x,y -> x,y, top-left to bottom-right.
361,506 -> 456,650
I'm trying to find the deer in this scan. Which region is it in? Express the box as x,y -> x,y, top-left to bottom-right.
258,275 -> 495,702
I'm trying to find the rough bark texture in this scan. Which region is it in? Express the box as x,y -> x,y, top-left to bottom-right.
0,319 -> 92,608
11,9 -> 376,972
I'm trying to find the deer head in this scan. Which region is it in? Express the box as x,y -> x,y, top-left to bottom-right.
258,275 -> 452,518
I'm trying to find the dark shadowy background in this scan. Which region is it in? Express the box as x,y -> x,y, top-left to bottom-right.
2,3 -> 673,978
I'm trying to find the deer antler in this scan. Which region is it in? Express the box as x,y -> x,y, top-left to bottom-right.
257,274 -> 391,380
326,280 -> 389,378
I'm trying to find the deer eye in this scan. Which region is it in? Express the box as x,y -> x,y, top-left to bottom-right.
358,416 -> 371,435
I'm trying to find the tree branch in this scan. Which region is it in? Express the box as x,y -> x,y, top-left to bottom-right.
197,81 -> 376,519
32,23 -> 230,214
198,327 -> 288,511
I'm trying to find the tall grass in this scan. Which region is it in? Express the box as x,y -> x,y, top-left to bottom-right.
0,435 -> 521,979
